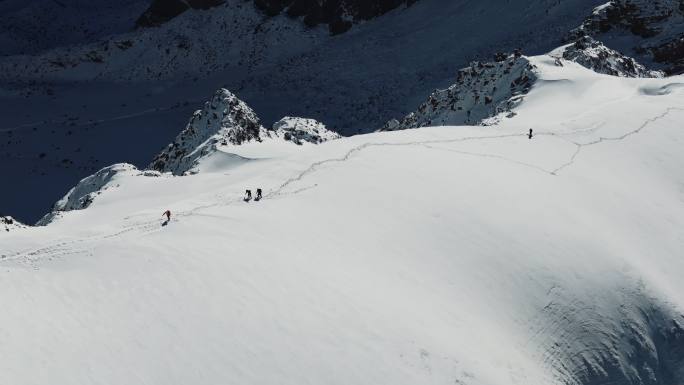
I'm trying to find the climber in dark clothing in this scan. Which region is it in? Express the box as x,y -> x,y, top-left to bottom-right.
161,210 -> 171,226
245,189 -> 252,201
256,188 -> 263,200
528,129 -> 534,140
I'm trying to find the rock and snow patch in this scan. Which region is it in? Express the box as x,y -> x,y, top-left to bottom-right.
37,163 -> 140,226
149,89 -> 270,175
571,0 -> 684,74
382,53 -> 537,130
1,216 -> 27,233
556,36 -> 664,78
272,117 -> 341,145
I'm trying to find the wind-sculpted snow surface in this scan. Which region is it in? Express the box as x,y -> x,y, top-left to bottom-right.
382,54 -> 537,130
558,35 -> 664,78
2,56 -> 684,385
149,89 -> 269,175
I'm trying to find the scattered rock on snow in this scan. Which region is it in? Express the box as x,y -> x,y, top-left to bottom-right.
557,35 -> 664,78
273,117 -> 341,145
381,53 -> 538,130
570,0 -> 684,75
149,88 -> 270,175
1,216 -> 28,233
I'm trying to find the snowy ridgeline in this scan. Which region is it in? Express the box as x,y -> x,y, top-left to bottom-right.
1,216 -> 27,232
33,36 -> 665,226
2,52 -> 684,385
35,89 -> 339,225
381,38 -> 662,130
149,89 -> 340,176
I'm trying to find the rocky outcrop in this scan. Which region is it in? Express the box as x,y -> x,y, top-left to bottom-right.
149,89 -> 269,175
272,117 -> 341,145
37,164 -> 141,226
382,53 -> 537,131
136,0 -> 226,28
570,0 -> 684,74
254,0 -> 419,34
1,216 -> 28,232
558,35 -> 664,78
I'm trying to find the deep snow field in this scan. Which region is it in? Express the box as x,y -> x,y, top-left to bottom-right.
2,56 -> 684,384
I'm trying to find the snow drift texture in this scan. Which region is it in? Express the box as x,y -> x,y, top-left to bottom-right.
3,50 -> 684,385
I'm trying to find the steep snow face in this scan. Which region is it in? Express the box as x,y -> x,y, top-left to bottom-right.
382,54 -> 537,130
37,164 -> 142,226
149,89 -> 268,175
2,56 -> 684,385
572,0 -> 684,74
1,216 -> 27,233
555,36 -> 664,78
272,117 -> 341,145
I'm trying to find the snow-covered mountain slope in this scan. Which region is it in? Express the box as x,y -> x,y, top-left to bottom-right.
0,0 -> 609,224
382,53 -> 537,130
571,0 -> 684,75
36,163 -> 153,226
2,53 -> 684,385
0,0 -> 149,56
1,216 -> 26,232
555,35 -> 665,78
382,39 -> 663,131
148,89 -> 339,175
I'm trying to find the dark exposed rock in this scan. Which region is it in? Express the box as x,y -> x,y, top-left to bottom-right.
570,0 -> 684,74
149,89 -> 268,175
381,54 -> 538,131
136,0 -> 226,28
137,0 -> 418,33
255,0 -> 420,34
560,35 -> 663,78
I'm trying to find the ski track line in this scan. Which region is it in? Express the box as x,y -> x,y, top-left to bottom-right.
4,108 -> 680,264
547,106 -> 684,175
1,132 -> 522,264
421,144 -> 557,176
266,133 -> 525,198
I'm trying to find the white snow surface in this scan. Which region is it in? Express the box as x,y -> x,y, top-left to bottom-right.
2,56 -> 684,385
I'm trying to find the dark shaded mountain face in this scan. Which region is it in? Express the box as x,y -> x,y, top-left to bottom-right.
136,0 -> 226,28
137,0 -> 418,33
254,0 -> 419,34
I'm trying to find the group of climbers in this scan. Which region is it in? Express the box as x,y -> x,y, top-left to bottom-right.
160,128 -> 535,226
244,188 -> 262,201
161,188 -> 264,226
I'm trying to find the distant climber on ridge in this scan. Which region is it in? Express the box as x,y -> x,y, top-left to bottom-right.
528,129 -> 534,140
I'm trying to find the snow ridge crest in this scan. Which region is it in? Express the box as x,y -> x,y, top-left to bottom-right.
149,89 -> 267,175
382,53 -> 537,131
